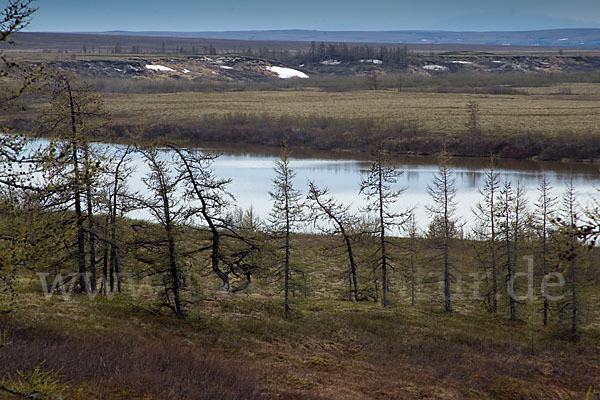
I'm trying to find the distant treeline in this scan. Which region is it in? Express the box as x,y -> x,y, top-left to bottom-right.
86,40 -> 413,69
241,42 -> 412,69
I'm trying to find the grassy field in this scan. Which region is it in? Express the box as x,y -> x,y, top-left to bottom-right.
2,233 -> 600,399
103,86 -> 600,139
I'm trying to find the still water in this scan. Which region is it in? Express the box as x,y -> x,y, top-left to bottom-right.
127,143 -> 600,234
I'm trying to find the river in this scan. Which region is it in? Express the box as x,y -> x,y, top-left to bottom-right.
124,142 -> 600,234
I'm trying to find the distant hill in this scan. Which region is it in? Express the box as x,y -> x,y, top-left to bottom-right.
4,31 -> 600,56
94,28 -> 600,47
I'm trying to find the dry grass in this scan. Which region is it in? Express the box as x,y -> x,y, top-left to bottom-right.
0,306 -> 261,399
102,88 -> 600,138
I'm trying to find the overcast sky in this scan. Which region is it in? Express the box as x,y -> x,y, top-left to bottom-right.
23,0 -> 600,32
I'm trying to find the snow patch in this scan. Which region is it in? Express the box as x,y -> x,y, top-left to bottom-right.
182,69 -> 191,74
320,59 -> 341,65
451,61 -> 473,65
145,64 -> 175,72
360,59 -> 383,64
265,66 -> 309,79
559,38 -> 569,41
220,66 -> 233,70
423,65 -> 448,72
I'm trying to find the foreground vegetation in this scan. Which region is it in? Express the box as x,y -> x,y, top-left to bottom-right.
1,231 -> 600,399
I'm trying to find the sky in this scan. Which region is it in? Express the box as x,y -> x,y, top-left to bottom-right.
22,0 -> 600,32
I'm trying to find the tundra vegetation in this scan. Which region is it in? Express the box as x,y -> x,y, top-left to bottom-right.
1,2 -> 600,399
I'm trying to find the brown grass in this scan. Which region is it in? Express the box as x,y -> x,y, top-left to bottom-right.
94,88 -> 600,160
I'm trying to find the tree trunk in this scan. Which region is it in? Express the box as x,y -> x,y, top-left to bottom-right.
110,176 -> 121,293
65,80 -> 88,293
284,195 -> 291,315
343,233 -> 359,302
410,239 -> 415,306
84,143 -> 97,293
102,219 -> 108,296
506,211 -> 515,321
490,189 -> 497,314
102,245 -> 108,296
571,258 -> 577,336
161,183 -> 183,318
166,219 -> 182,318
74,146 -> 87,293
542,206 -> 549,326
444,172 -> 452,313
378,163 -> 388,307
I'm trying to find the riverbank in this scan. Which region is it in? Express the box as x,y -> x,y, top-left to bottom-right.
102,85 -> 600,161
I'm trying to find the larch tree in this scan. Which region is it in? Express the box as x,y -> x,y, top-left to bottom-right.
426,150 -> 458,312
556,178 -> 580,337
509,180 -> 532,321
269,146 -> 304,315
473,159 -> 500,313
359,146 -> 406,307
512,180 -> 530,269
39,77 -> 110,293
534,173 -> 556,326
170,145 -> 260,293
498,180 -> 516,321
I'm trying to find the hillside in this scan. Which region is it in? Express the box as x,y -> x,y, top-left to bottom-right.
2,232 -> 600,399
